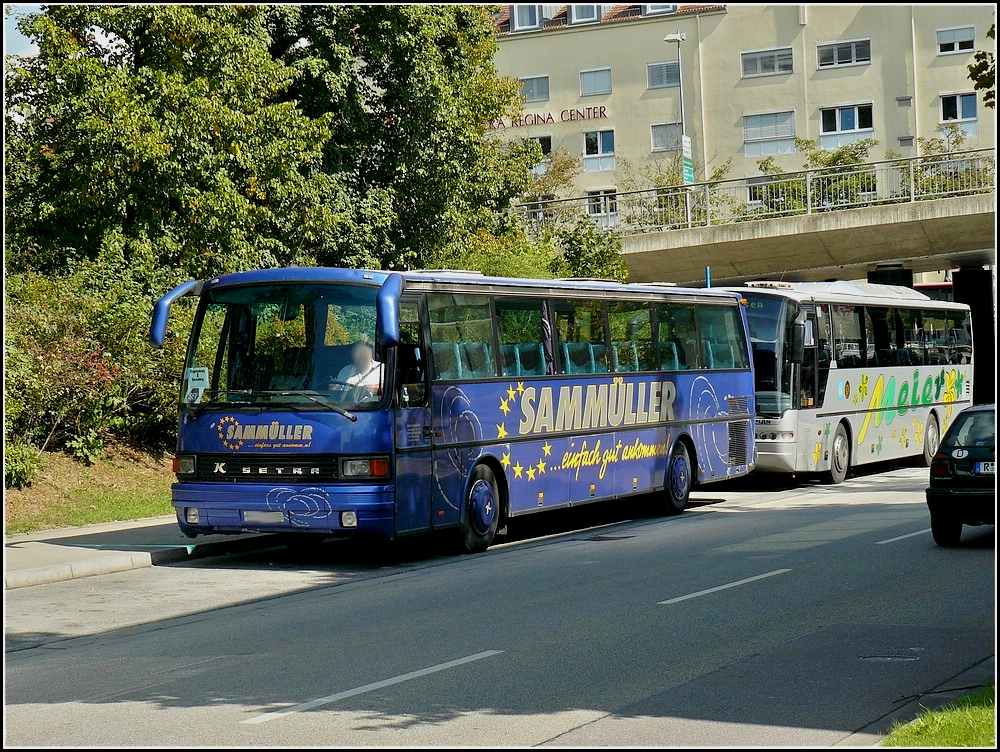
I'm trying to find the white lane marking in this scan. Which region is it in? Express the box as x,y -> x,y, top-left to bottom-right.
659,569 -> 793,605
242,650 -> 504,724
876,528 -> 931,544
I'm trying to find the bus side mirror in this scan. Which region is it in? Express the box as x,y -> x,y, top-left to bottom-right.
790,322 -> 806,364
376,273 -> 404,350
149,279 -> 202,348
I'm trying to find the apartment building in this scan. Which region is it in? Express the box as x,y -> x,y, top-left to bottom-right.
491,4 -> 996,208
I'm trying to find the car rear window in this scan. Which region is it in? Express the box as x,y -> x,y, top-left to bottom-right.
946,411 -> 995,448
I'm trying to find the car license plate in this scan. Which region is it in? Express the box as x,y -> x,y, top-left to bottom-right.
974,461 -> 995,475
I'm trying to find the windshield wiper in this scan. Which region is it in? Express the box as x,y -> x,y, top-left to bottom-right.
255,390 -> 358,422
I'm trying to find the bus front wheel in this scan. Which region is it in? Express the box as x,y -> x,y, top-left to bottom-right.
458,464 -> 500,554
824,423 -> 850,484
662,442 -> 692,516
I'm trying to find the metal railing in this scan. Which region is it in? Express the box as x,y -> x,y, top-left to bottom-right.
517,148 -> 996,235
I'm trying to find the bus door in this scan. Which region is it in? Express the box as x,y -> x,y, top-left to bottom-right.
392,299 -> 434,536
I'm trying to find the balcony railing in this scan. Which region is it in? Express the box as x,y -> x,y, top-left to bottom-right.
517,149 -> 996,235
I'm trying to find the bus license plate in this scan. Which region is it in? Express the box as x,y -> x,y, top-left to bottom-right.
243,510 -> 286,524
974,461 -> 995,475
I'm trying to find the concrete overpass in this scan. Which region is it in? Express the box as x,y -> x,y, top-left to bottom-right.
623,193 -> 996,287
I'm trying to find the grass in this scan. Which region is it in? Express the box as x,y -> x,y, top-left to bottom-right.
881,684 -> 996,747
4,446 -> 174,535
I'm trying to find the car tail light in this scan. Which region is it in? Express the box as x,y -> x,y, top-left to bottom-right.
929,453 -> 951,477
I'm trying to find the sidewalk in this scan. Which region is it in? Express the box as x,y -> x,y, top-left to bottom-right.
4,515 -> 279,589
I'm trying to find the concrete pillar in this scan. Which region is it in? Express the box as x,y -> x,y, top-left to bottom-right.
952,267 -> 995,405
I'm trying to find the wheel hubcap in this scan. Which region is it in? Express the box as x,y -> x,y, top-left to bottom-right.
468,479 -> 497,536
670,455 -> 690,498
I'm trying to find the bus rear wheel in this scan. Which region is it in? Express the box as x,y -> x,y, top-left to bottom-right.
458,464 -> 500,554
922,416 -> 940,467
823,423 -> 850,484
662,442 -> 691,516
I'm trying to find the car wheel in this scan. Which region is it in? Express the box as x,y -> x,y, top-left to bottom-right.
931,514 -> 962,547
823,423 -> 850,484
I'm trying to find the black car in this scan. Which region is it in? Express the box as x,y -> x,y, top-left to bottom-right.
925,403 -> 996,546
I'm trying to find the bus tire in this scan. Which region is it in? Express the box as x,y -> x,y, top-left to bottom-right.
922,415 -> 940,467
663,442 -> 692,516
459,464 -> 500,554
823,423 -> 850,484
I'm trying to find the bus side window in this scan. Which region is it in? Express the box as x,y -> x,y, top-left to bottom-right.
396,302 -> 427,407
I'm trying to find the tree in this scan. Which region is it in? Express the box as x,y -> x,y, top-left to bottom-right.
4,5 -> 338,278
968,23 -> 995,110
266,4 -> 537,270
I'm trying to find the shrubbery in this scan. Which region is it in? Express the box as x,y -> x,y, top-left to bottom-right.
4,258 -> 192,487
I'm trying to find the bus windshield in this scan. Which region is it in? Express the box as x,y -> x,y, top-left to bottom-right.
182,282 -> 385,412
744,293 -> 797,417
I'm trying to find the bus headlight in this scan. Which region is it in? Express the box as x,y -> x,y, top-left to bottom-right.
340,457 -> 390,479
174,455 -> 197,476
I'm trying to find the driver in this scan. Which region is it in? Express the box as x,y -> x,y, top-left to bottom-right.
334,340 -> 383,397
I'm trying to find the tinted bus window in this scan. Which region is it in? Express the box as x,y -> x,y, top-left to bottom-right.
696,305 -> 751,370
495,297 -> 553,378
552,298 -> 608,374
608,300 -> 654,372
832,304 -> 864,368
655,302 -> 698,370
428,294 -> 496,380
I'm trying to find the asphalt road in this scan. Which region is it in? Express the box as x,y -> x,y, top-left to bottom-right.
4,463 -> 995,747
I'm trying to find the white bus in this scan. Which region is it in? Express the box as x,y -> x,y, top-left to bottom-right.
723,281 -> 974,483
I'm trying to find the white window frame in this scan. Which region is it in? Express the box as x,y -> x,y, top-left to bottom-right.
569,5 -> 600,24
937,26 -> 975,54
647,61 -> 680,89
511,4 -> 541,32
817,38 -> 871,68
940,92 -> 979,137
642,4 -> 676,15
520,75 -> 549,103
742,111 -> 796,157
586,188 -> 618,228
580,67 -> 612,96
528,134 -> 553,176
583,128 -> 615,172
651,122 -> 683,152
742,47 -> 793,78
819,103 -> 874,149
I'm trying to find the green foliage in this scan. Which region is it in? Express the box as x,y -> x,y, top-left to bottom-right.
267,4 -> 534,270
4,443 -> 43,490
967,23 -> 995,110
550,216 -> 629,284
882,684 -> 995,747
4,5 -> 336,278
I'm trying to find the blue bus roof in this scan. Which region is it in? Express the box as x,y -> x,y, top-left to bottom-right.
201,267 -> 743,302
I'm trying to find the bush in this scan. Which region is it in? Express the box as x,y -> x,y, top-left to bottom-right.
4,442 -> 43,490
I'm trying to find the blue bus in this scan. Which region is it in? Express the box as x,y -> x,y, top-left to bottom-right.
150,267 -> 756,553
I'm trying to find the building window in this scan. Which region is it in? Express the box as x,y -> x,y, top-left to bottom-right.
742,111 -> 795,157
520,75 -> 549,103
528,135 -> 552,176
642,5 -> 677,15
580,68 -> 612,96
583,129 -> 615,171
586,189 -> 618,228
512,5 -> 540,32
652,122 -> 683,151
817,39 -> 871,68
820,104 -> 873,148
647,61 -> 680,89
941,92 -> 979,136
569,5 -> 599,24
937,26 -> 975,54
742,48 -> 793,77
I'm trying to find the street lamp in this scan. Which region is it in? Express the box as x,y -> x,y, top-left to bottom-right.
664,31 -> 693,230
663,31 -> 686,140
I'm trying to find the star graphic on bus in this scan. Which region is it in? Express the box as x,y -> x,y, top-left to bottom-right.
506,384 -> 517,400
542,441 -> 552,456
512,461 -> 523,478
501,452 -> 511,469
536,459 -> 546,475
496,423 -> 508,439
526,467 -> 536,480
500,398 -> 511,415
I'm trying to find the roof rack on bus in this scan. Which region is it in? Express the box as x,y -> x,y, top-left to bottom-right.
633,281 -> 678,287
743,281 -> 794,289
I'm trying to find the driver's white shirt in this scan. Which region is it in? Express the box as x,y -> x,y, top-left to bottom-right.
337,360 -> 383,391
